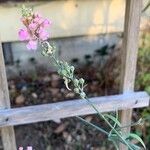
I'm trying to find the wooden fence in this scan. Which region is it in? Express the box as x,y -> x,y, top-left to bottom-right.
0,0 -> 149,150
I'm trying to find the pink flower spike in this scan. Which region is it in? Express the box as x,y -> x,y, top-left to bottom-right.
27,146 -> 33,150
18,29 -> 29,41
18,147 -> 23,150
38,28 -> 49,41
29,22 -> 37,30
26,40 -> 38,50
34,13 -> 43,24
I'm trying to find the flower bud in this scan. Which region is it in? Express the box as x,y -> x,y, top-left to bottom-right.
73,79 -> 79,87
74,88 -> 79,93
70,66 -> 75,72
80,92 -> 86,99
79,78 -> 85,85
61,70 -> 67,76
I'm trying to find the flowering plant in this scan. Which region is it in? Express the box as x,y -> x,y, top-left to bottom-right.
19,146 -> 33,150
18,5 -> 146,150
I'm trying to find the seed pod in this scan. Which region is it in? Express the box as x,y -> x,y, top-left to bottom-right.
74,88 -> 79,93
79,78 -> 85,85
73,79 -> 79,87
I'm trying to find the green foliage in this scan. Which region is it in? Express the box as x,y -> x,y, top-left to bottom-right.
136,33 -> 150,94
126,133 -> 146,149
103,113 -> 121,127
135,33 -> 150,147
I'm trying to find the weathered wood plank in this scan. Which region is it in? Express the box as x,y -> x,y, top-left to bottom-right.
0,92 -> 149,127
119,0 -> 142,149
0,41 -> 16,150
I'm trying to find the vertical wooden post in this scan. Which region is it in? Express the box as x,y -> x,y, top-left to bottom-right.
119,0 -> 142,149
0,42 -> 16,150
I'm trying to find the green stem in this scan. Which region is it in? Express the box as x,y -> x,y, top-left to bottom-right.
41,42 -> 134,150
76,116 -> 109,136
84,97 -> 134,150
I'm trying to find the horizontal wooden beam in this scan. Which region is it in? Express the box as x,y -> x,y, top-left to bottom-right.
0,91 -> 149,127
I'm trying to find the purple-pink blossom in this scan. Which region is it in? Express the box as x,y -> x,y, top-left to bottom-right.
18,12 -> 52,51
26,40 -> 38,50
18,146 -> 33,150
18,29 -> 29,41
27,146 -> 33,150
19,147 -> 23,150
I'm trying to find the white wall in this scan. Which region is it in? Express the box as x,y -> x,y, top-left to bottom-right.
6,33 -> 120,78
0,0 -> 149,42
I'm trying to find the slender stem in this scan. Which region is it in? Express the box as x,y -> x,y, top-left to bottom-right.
84,97 -> 134,150
41,42 -> 134,150
76,116 -> 109,135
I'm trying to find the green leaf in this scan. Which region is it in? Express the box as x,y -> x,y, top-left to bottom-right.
145,86 -> 150,94
127,133 -> 146,149
128,143 -> 141,150
103,114 -> 121,127
111,140 -> 119,150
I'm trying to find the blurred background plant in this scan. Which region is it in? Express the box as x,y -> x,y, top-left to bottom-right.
135,30 -> 150,147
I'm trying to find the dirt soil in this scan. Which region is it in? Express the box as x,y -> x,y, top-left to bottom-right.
7,65 -> 120,150
1,50 -> 146,150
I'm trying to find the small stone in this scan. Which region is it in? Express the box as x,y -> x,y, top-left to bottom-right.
10,84 -> 16,90
85,116 -> 93,122
54,122 -> 68,134
43,76 -> 51,82
65,92 -> 75,98
66,134 -> 72,143
50,88 -> 59,96
15,95 -> 25,105
32,93 -> 38,99
21,86 -> 27,92
51,80 -> 59,88
63,132 -> 69,140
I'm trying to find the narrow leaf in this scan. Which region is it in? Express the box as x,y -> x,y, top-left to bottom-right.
104,114 -> 121,127
127,133 -> 146,149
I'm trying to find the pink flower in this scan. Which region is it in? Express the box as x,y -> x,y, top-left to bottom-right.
18,147 -> 23,150
34,13 -> 43,24
18,29 -> 29,41
27,40 -> 38,50
27,146 -> 32,150
38,29 -> 49,41
42,19 -> 51,28
29,22 -> 37,31
19,11 -> 51,50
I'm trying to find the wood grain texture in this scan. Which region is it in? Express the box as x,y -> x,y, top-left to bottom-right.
0,92 -> 149,127
0,42 -> 16,150
119,0 -> 142,149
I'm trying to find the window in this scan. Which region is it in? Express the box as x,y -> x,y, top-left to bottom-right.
2,42 -> 14,65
